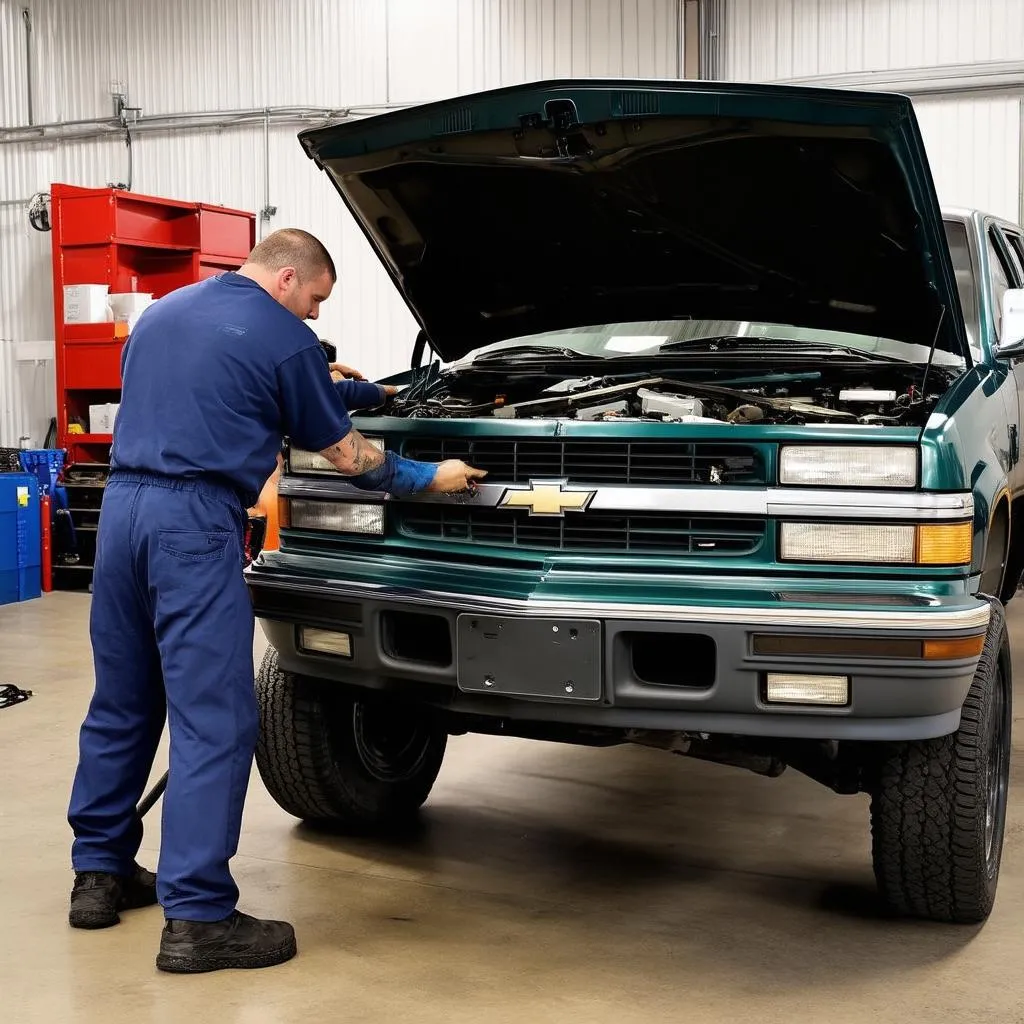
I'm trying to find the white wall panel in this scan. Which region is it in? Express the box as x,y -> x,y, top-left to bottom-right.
499,0 -> 680,82
1,0 -> 29,128
0,335 -> 55,450
725,0 -> 1024,81
28,0 -> 390,120
914,96 -> 1023,224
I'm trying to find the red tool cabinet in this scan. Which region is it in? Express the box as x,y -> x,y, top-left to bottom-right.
51,183 -> 256,465
48,184 -> 255,587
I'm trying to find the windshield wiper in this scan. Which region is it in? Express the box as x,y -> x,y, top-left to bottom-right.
655,335 -> 913,363
471,345 -> 592,363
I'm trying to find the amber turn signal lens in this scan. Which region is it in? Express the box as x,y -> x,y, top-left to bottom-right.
277,495 -> 291,529
923,634 -> 986,660
916,522 -> 972,565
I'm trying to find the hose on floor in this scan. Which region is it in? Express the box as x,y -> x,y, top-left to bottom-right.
0,684 -> 33,709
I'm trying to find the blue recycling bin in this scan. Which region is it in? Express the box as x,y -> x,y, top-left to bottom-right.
0,473 -> 42,606
19,448 -> 65,497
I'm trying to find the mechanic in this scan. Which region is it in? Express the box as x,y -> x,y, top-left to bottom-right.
65,228 -> 486,974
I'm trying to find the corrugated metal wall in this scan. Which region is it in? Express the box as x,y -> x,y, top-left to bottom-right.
724,0 -> 1024,80
723,0 -> 1024,226
914,96 -> 1023,224
0,0 -> 683,447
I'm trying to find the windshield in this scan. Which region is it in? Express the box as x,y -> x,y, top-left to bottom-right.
458,319 -> 966,367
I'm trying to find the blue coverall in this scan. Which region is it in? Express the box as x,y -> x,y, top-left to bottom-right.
67,271 -> 435,921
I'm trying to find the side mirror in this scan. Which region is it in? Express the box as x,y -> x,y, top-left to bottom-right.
998,288 -> 1024,351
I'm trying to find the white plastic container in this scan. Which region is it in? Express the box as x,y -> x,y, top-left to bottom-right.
108,292 -> 154,321
88,402 -> 120,435
64,284 -> 111,324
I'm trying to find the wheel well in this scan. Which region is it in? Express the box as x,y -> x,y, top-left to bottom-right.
998,497 -> 1024,603
980,496 -> 1010,597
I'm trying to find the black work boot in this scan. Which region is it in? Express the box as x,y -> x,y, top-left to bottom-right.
69,864 -> 158,929
156,911 -> 297,973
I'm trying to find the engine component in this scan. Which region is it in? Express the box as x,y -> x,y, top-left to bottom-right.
839,388 -> 898,403
727,404 -> 764,424
637,388 -> 703,419
576,399 -> 629,420
492,377 -> 664,418
543,376 -> 604,394
391,360 -> 942,428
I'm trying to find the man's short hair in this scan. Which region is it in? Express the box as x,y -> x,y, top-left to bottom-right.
246,228 -> 337,283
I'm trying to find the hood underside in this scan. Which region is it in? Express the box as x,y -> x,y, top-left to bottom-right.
299,80 -> 968,364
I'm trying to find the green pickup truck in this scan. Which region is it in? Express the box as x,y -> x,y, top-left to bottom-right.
246,80 -> 1024,925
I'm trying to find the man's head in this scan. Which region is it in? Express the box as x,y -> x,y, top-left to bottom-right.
238,228 -> 336,320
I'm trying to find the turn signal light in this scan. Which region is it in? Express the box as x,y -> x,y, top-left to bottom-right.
922,634 -> 986,660
916,522 -> 973,565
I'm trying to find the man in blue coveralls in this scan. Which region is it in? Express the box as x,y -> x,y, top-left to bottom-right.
66,228 -> 485,973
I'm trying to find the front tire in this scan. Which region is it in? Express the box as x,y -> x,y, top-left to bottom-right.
254,648 -> 447,830
869,596 -> 1012,923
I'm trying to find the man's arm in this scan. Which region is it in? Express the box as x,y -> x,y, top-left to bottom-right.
332,376 -> 390,411
318,430 -> 486,496
319,430 -> 387,476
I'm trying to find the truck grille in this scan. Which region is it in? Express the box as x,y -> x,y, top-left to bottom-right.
396,506 -> 765,555
401,438 -> 764,486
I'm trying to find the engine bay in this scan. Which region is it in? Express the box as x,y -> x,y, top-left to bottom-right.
387,363 -> 953,427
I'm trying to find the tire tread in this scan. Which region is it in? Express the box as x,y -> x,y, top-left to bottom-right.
254,648 -> 446,827
869,596 -> 1010,923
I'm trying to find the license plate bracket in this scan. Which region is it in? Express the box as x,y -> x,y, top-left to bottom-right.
456,615 -> 602,701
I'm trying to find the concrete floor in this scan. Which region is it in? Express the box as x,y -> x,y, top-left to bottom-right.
2,594 -> 1024,1023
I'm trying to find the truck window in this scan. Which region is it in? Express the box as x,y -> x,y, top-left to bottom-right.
987,229 -> 1016,338
943,219 -> 980,350
999,229 -> 1024,284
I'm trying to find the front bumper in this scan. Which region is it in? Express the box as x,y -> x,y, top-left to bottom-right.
247,553 -> 990,742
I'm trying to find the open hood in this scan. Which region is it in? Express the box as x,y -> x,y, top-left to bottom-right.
299,80 -> 968,365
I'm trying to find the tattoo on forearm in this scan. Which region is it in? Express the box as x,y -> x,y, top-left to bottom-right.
321,431 -> 386,476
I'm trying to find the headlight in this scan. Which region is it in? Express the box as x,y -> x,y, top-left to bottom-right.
780,446 -> 917,488
780,521 -> 972,565
284,498 -> 385,535
288,436 -> 385,474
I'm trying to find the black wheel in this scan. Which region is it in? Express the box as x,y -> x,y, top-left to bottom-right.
869,596 -> 1012,923
254,648 -> 447,829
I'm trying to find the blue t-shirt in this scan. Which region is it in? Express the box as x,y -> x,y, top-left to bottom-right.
111,272 -> 352,507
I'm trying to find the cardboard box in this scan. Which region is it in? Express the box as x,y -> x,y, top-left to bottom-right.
88,403 -> 120,435
64,284 -> 111,324
108,292 -> 153,321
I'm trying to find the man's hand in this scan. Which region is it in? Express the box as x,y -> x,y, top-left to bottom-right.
329,362 -> 366,381
426,460 -> 488,493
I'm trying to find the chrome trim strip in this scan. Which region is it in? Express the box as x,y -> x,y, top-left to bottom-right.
279,476 -> 974,521
247,571 -> 992,633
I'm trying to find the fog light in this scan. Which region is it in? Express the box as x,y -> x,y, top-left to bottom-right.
299,627 -> 352,658
290,499 -> 385,535
765,672 -> 849,706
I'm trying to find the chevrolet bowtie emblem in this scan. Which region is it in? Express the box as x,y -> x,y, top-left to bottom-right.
498,481 -> 596,517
